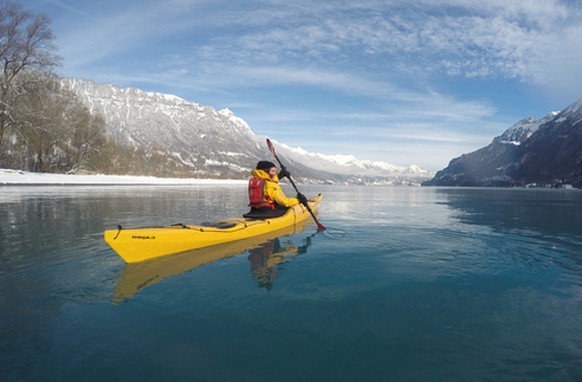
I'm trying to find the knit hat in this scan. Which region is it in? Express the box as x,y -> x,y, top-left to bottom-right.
256,160 -> 276,171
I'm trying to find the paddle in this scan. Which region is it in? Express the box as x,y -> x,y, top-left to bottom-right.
266,138 -> 327,232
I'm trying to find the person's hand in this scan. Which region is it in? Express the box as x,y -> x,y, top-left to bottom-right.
297,193 -> 308,206
278,167 -> 290,180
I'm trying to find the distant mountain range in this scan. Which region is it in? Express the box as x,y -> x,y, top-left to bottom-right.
62,79 -> 432,185
423,98 -> 582,188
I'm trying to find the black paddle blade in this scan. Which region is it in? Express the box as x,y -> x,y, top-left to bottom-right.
266,138 -> 276,157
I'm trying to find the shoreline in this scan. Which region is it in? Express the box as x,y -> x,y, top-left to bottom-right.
0,169 -> 247,186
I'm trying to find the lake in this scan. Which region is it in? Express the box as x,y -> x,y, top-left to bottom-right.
1,185 -> 582,381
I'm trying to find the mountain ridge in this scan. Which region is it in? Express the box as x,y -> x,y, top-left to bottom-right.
423,98 -> 582,188
62,78 -> 432,185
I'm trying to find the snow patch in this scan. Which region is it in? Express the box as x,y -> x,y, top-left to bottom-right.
219,108 -> 252,132
271,140 -> 431,177
0,169 -> 246,185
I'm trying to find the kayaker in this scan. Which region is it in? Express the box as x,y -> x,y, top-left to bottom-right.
244,160 -> 308,218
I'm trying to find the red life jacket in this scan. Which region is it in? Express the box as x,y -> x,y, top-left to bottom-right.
248,178 -> 275,209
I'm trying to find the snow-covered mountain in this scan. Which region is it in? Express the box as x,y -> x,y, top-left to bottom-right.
62,78 -> 431,185
273,142 -> 430,178
423,98 -> 582,188
493,112 -> 558,146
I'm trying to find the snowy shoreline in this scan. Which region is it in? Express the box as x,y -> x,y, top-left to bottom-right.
0,169 -> 247,186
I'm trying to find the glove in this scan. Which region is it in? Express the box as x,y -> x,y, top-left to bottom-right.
297,193 -> 308,206
278,167 -> 290,180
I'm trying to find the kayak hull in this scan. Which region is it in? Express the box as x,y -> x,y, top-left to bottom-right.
113,217 -> 314,301
104,194 -> 322,263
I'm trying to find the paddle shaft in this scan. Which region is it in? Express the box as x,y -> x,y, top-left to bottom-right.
266,138 -> 326,231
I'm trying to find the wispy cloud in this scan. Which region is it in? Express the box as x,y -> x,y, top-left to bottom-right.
190,0 -> 581,88
53,0 -> 582,94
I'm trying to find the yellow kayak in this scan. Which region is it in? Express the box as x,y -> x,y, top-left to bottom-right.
104,194 -> 323,263
113,216 -> 314,301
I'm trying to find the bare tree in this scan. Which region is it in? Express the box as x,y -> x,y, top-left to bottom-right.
0,0 -> 61,149
9,73 -> 106,173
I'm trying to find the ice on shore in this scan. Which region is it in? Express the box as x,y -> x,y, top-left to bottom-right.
0,169 -> 246,186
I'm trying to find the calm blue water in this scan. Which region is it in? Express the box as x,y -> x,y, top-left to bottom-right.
2,185 -> 582,381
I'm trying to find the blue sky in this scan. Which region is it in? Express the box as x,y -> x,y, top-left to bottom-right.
28,0 -> 582,171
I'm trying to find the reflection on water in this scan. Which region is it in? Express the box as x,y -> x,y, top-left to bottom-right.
248,235 -> 313,290
436,187 -> 582,236
436,188 -> 582,268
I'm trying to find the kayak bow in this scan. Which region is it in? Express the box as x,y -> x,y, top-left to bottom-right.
104,194 -> 323,263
